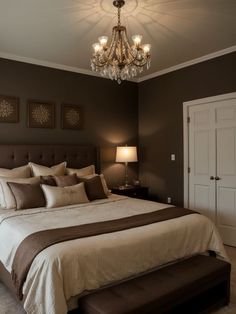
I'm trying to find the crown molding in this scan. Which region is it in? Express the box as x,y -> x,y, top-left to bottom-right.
0,51 -> 138,83
137,45 -> 236,83
0,52 -> 101,77
0,46 -> 235,84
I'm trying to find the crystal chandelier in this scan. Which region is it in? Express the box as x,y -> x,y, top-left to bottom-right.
91,0 -> 151,84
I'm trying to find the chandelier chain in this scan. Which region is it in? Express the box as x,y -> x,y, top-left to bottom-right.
118,7 -> 121,26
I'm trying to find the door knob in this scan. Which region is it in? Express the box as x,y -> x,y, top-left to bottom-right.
210,176 -> 214,180
215,176 -> 221,181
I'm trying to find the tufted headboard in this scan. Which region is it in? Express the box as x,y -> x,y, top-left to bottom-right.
0,145 -> 98,171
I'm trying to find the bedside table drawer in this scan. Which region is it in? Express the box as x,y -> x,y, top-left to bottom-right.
111,187 -> 149,200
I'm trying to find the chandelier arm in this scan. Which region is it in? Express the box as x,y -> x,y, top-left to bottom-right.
92,35 -> 117,67
92,50 -> 149,68
131,60 -> 149,67
117,28 -> 136,65
122,28 -> 142,63
92,59 -> 109,67
124,57 -> 147,67
106,28 -> 118,62
124,42 -> 150,67
131,54 -> 151,66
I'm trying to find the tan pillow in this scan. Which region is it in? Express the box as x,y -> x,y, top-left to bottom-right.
66,165 -> 95,177
82,174 -> 110,196
0,165 -> 31,178
0,177 -> 40,209
0,165 -> 31,207
8,182 -> 46,210
29,162 -> 67,177
41,183 -> 89,208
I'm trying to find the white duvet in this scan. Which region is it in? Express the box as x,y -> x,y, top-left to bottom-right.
0,195 -> 227,314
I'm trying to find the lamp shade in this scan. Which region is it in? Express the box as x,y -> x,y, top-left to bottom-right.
116,146 -> 138,163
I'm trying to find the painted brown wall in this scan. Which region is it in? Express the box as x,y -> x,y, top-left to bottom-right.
139,52 -> 236,206
0,58 -> 138,187
1,53 -> 235,197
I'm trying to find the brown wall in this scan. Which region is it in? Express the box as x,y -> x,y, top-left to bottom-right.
139,52 -> 236,206
1,52 -> 235,199
0,58 -> 139,187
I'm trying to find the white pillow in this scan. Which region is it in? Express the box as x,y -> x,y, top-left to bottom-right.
0,177 -> 40,209
29,162 -> 67,177
41,183 -> 89,208
0,165 -> 31,207
66,165 -> 95,177
0,165 -> 31,178
81,174 -> 110,196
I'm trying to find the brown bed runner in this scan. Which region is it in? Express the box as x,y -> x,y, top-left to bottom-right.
11,207 -> 196,300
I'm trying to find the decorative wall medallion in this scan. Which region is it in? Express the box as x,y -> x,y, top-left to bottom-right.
28,101 -> 55,128
61,104 -> 83,130
0,95 -> 19,123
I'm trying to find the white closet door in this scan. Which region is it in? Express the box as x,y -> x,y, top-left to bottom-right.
188,104 -> 216,221
215,99 -> 236,246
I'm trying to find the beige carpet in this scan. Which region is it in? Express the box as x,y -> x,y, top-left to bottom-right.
0,246 -> 235,314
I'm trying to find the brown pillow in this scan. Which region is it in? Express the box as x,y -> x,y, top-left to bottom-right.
40,175 -> 57,186
54,174 -> 78,187
8,182 -> 46,210
78,175 -> 108,201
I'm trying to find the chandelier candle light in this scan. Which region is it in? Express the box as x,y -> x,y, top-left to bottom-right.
91,0 -> 151,84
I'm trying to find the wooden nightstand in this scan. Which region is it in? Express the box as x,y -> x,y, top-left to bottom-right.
111,186 -> 149,200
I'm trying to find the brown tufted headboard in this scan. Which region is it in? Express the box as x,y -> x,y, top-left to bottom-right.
0,145 -> 98,171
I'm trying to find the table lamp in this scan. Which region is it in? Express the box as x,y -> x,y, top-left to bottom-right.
116,145 -> 138,188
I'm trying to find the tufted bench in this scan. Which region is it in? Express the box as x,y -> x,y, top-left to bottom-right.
78,255 -> 231,314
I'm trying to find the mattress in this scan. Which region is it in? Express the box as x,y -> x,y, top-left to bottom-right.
0,194 -> 227,314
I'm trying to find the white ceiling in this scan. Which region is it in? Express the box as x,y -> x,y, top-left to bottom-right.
0,0 -> 235,79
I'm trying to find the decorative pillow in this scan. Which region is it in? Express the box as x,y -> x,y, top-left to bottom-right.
54,174 -> 78,187
40,176 -> 57,186
0,165 -> 31,207
0,177 -> 40,209
66,165 -> 95,177
78,175 -> 108,201
81,174 -> 110,196
8,182 -> 46,210
29,162 -> 67,177
0,165 -> 31,178
41,183 -> 89,208
99,174 -> 110,196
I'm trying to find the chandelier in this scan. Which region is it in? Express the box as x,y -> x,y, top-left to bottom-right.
91,0 -> 151,84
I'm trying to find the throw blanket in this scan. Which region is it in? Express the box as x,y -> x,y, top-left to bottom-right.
11,207 -> 196,300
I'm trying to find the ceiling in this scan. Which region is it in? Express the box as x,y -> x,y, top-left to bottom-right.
0,0 -> 235,79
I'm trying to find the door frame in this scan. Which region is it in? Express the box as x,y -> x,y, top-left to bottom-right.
183,92 -> 236,208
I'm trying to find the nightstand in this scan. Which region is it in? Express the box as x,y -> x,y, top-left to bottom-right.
111,186 -> 149,200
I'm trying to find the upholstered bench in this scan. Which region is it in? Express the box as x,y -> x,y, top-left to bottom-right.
78,255 -> 231,314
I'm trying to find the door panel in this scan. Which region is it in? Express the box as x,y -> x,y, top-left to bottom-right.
216,100 -> 236,246
216,99 -> 236,125
189,104 -> 215,221
217,187 -> 235,227
188,97 -> 236,246
194,131 -> 209,175
217,128 -> 236,175
194,185 -> 210,213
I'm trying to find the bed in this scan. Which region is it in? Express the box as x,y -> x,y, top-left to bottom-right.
0,144 -> 228,314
